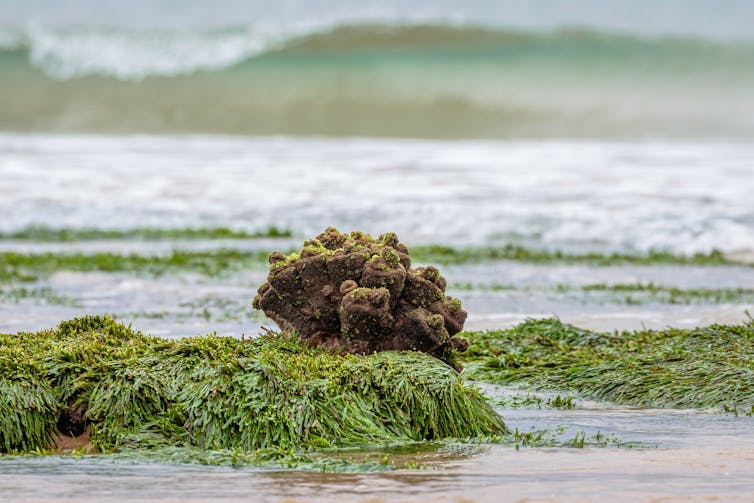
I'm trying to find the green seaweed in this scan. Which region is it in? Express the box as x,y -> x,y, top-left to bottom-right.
6,227 -> 734,266
0,316 -> 506,459
462,317 -> 754,410
0,287 -> 80,306
0,359 -> 58,452
0,226 -> 292,242
0,249 -> 277,283
1,242 -> 750,285
576,282 -> 754,304
489,392 -> 576,410
450,282 -> 754,305
505,427 -> 651,449
411,244 -> 742,266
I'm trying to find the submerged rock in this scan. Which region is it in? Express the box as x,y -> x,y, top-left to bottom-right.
253,228 -> 469,369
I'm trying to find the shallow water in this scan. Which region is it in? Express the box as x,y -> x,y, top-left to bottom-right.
3,387 -> 754,502
2,134 -> 753,255
6,449 -> 754,502
2,259 -> 753,336
2,256 -> 752,502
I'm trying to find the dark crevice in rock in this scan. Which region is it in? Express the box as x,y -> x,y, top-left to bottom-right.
57,402 -> 88,438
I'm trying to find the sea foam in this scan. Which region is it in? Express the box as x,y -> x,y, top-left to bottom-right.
1,134 -> 751,256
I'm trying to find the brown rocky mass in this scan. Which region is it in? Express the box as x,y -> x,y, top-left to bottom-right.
252,228 -> 469,370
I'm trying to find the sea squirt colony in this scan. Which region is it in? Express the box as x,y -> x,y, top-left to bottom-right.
254,228 -> 469,370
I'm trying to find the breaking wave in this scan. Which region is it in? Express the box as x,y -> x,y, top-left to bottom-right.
2,23 -> 753,138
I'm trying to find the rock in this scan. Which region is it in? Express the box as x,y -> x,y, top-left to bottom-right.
253,228 -> 468,370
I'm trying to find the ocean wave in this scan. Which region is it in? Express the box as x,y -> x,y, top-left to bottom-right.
1,23 -> 753,138
2,25 -> 284,80
3,23 -> 753,80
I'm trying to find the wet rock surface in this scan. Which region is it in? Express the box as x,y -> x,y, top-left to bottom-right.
253,228 -> 468,369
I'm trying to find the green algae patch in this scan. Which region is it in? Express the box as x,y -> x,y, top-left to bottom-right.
0,249 -> 277,283
488,392 -> 576,410
449,282 -> 754,305
504,427 -> 651,449
4,243 -> 750,285
462,318 -> 754,410
0,286 -> 80,306
575,283 -> 754,304
0,225 -> 742,267
0,316 -> 506,461
411,244 -> 742,266
0,226 -> 292,242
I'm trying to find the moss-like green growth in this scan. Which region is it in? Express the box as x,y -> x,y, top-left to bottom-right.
2,244 -> 749,285
0,287 -> 80,306
450,282 -> 754,305
576,283 -> 754,304
488,392 -> 576,410
0,249 -> 279,283
0,226 -> 292,242
0,316 -> 505,458
411,244 -> 744,266
462,318 -> 754,410
0,358 -> 59,452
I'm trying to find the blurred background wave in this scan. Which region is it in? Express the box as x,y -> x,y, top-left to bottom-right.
1,0 -> 753,139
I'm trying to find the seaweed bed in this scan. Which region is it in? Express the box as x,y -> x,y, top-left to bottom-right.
0,316 -> 505,460
463,317 -> 754,411
0,225 -> 744,267
0,225 -> 292,242
3,315 -> 754,469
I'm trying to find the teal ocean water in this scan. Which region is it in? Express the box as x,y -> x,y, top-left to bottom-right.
1,23 -> 753,138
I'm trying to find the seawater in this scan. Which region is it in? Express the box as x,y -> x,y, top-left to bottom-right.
1,24 -> 753,138
2,398 -> 754,502
1,133 -> 752,339
2,139 -> 754,501
1,134 -> 752,255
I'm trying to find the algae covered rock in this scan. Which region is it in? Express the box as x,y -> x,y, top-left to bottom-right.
0,316 -> 506,457
253,228 -> 469,369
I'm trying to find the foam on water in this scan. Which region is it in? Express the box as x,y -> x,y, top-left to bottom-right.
1,134 -> 752,255
22,25 -> 279,80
